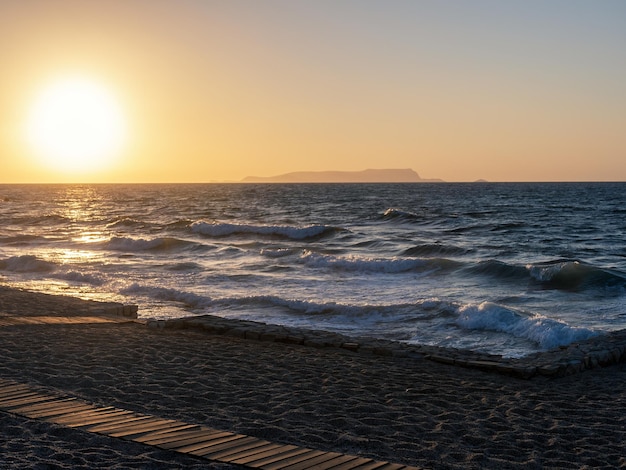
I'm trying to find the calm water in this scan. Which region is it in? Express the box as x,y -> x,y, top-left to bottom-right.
1,182 -> 625,357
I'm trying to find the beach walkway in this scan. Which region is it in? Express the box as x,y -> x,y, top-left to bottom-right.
0,378 -> 419,470
2,286 -> 626,469
0,292 -> 419,469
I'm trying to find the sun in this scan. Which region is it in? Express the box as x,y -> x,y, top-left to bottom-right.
24,75 -> 127,175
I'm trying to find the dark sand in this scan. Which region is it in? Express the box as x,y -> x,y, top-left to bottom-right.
1,286 -> 625,469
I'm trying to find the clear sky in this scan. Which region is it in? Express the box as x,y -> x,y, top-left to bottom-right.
2,0 -> 625,183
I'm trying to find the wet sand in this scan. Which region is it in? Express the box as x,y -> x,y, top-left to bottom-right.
1,286 -> 625,469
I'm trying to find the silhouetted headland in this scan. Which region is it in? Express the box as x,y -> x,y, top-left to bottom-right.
242,168 -> 443,183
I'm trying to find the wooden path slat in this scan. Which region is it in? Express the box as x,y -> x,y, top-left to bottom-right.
194,435 -> 267,458
116,421 -> 193,440
0,379 -> 420,470
63,410 -> 137,428
174,433 -> 247,454
261,449 -> 329,470
0,393 -> 52,407
349,462 -> 396,470
23,402 -> 95,419
229,444 -> 301,465
50,407 -> 119,424
220,442 -> 286,463
203,439 -> 276,461
299,453 -> 361,470
107,419 -> 180,438
153,430 -> 233,449
135,427 -> 211,445
11,398 -> 77,415
0,384 -> 31,396
87,415 -> 161,433
129,423 -> 201,442
190,435 -> 261,457
325,457 -> 381,470
243,447 -> 315,468
280,451 -> 345,470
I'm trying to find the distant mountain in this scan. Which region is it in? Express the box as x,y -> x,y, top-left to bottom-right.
242,168 -> 443,183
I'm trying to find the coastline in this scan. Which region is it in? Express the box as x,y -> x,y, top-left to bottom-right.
1,286 -> 625,469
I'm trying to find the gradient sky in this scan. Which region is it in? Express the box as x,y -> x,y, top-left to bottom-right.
2,0 -> 626,183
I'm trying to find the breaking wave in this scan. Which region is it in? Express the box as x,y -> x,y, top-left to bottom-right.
456,302 -> 598,350
190,222 -> 341,240
0,255 -> 57,273
101,236 -> 196,252
527,260 -> 626,292
300,251 -> 457,274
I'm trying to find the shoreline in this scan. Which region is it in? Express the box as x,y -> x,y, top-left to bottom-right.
1,285 -> 626,468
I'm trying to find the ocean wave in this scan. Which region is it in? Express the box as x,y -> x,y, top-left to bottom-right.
301,251 -> 427,273
120,284 -> 214,308
381,208 -> 421,222
456,302 -> 598,350
467,260 -> 529,280
0,235 -> 48,246
301,251 -> 459,274
121,284 -> 427,320
0,255 -> 57,273
260,248 -> 298,258
527,260 -> 626,292
402,243 -> 469,257
191,221 -> 341,240
106,218 -> 148,229
53,271 -> 105,286
101,236 -> 196,252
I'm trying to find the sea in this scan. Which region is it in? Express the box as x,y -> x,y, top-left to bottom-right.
1,182 -> 625,358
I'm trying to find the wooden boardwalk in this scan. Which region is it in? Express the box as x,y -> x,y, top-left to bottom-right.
0,378 -> 420,470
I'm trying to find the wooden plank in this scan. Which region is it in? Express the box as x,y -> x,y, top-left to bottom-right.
107,419 -> 179,438
260,449 -> 328,470
155,430 -> 234,449
190,435 -> 261,457
0,393 -> 50,407
221,443 -> 287,464
85,414 -> 151,432
24,403 -> 94,419
0,392 -> 45,408
347,462 -> 392,470
373,464 -> 414,470
64,410 -> 137,428
279,452 -> 344,470
87,416 -> 160,433
134,426 -> 210,444
299,454 -> 360,470
244,447 -> 313,468
50,407 -> 119,424
0,384 -> 31,395
229,444 -> 300,466
11,398 -> 77,415
203,439 -> 275,461
140,428 -> 220,446
174,433 -> 246,454
323,458 -> 378,470
118,421 -> 194,440
129,423 -> 201,442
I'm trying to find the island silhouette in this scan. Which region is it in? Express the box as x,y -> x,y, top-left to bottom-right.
242,168 -> 443,183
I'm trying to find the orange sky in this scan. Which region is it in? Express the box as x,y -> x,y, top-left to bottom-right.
2,0 -> 626,183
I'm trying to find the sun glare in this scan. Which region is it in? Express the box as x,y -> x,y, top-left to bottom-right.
24,76 -> 127,175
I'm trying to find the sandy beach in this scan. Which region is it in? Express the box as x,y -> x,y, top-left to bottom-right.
1,286 -> 625,469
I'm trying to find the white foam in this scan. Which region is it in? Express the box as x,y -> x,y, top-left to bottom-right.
191,222 -> 333,239
456,302 -> 598,349
54,271 -> 104,286
0,255 -> 57,273
120,284 -> 213,308
301,251 -> 431,273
